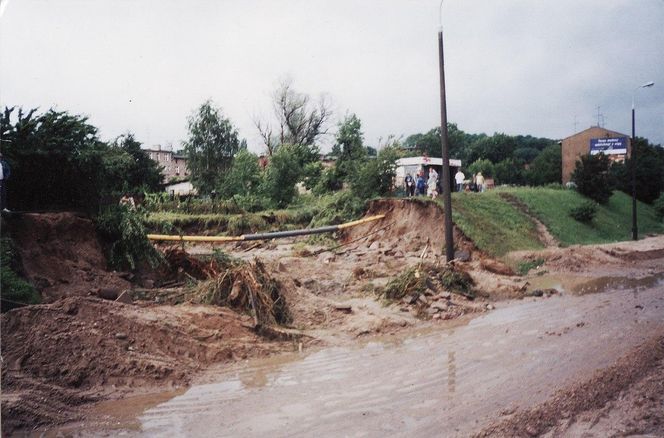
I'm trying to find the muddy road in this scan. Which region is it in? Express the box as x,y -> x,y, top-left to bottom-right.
70,277 -> 663,437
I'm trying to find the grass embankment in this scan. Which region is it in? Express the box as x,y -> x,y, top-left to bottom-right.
450,188 -> 664,257
509,188 -> 664,246
450,191 -> 544,257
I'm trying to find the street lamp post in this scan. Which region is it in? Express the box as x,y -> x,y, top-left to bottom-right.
631,81 -> 655,241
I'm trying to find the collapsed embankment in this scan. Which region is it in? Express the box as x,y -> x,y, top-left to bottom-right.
10,197 -> 654,434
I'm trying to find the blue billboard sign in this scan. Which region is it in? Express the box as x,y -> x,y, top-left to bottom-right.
589,137 -> 627,155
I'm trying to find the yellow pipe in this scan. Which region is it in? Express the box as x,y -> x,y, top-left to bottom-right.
147,214 -> 385,242
146,234 -> 244,242
336,214 -> 386,229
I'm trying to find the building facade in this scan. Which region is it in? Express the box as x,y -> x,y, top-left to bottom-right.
561,127 -> 630,184
144,146 -> 190,182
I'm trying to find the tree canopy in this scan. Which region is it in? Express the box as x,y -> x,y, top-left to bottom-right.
0,106 -> 161,211
183,100 -> 243,195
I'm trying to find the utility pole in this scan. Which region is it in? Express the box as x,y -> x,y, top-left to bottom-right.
438,1 -> 454,262
631,81 -> 655,241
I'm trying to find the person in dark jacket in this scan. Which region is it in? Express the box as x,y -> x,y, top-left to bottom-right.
416,173 -> 426,196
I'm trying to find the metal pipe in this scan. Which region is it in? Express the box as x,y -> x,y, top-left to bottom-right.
147,214 -> 386,243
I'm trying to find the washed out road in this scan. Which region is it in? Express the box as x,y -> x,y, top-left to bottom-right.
132,279 -> 664,437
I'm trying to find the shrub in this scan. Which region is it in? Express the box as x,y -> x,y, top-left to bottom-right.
517,258 -> 545,276
350,146 -> 399,199
467,159 -> 495,178
1,238 -> 40,312
310,191 -> 366,227
569,201 -> 598,223
95,205 -> 163,270
571,153 -> 615,204
312,166 -> 344,195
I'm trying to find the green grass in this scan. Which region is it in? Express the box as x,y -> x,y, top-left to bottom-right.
450,191 -> 544,257
510,188 -> 664,246
144,192 -> 368,237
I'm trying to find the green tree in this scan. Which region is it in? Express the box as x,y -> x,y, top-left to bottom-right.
617,138 -> 664,204
219,149 -> 261,198
467,159 -> 495,178
571,153 -> 615,204
513,147 -> 541,164
402,123 -> 476,163
494,158 -> 525,186
110,133 -> 164,192
468,133 -> 517,164
259,144 -> 302,207
525,144 -> 562,186
351,146 -> 400,199
334,113 -> 367,178
1,107 -> 108,210
313,166 -> 344,194
183,100 -> 242,195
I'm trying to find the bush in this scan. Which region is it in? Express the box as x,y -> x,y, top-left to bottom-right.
654,194 -> 664,221
232,194 -> 271,213
467,159 -> 495,178
310,191 -> 366,227
569,201 -> 597,223
571,153 -> 615,204
350,146 -> 399,199
1,238 -> 40,312
95,205 -> 163,270
313,166 -> 344,195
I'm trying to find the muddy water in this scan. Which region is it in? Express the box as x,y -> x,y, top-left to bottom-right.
117,283 -> 664,438
526,271 -> 664,296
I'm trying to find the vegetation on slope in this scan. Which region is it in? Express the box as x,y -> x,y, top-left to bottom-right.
510,188 -> 664,246
450,191 -> 544,257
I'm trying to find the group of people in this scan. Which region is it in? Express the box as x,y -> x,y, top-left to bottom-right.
454,169 -> 486,193
404,167 -> 488,198
404,167 -> 439,198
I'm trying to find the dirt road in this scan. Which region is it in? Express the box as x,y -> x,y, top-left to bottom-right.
75,277 -> 662,437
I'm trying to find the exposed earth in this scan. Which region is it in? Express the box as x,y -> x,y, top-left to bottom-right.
1,199 -> 664,436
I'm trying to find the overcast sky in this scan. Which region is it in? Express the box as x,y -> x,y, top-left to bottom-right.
1,0 -> 663,153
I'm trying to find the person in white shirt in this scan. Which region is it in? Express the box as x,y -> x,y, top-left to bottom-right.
454,169 -> 465,192
427,169 -> 439,198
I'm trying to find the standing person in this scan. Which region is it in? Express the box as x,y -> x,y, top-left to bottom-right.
454,168 -> 465,192
0,152 -> 10,212
404,174 -> 415,197
476,171 -> 485,193
416,172 -> 426,196
427,168 -> 439,198
428,167 -> 438,182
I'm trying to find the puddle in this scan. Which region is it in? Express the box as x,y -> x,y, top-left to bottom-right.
527,271 -> 664,296
571,272 -> 664,295
38,388 -> 187,437
89,389 -> 188,429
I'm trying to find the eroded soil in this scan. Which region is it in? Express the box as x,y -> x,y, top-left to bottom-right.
2,200 -> 664,436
